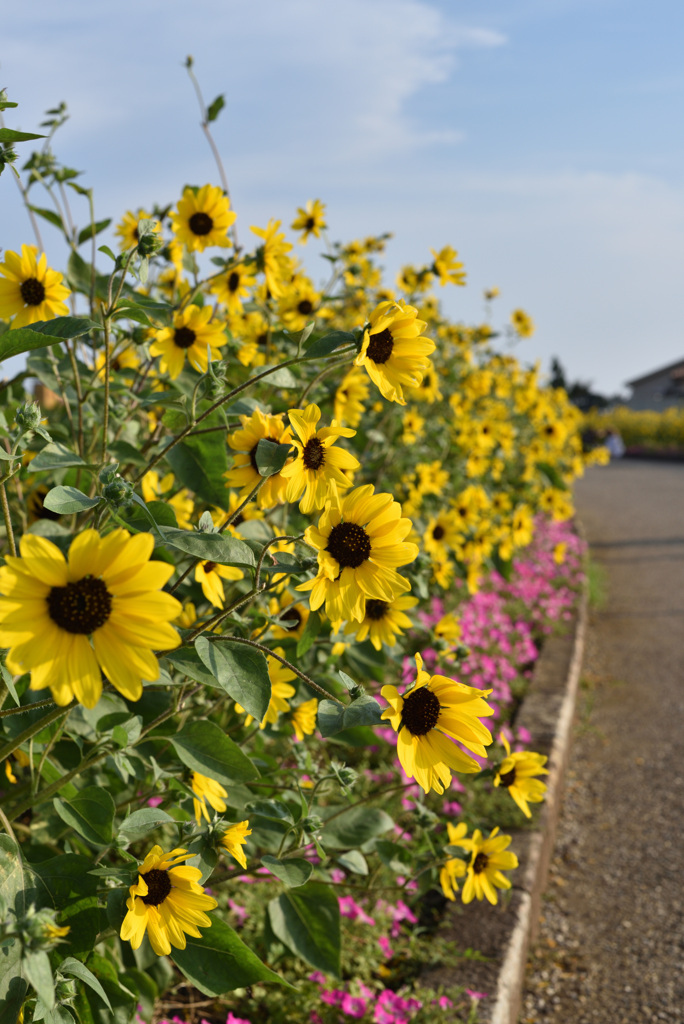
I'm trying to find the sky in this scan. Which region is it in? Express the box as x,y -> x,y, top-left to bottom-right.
2,0 -> 683,394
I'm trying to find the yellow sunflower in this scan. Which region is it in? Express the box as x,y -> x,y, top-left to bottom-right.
298,483 -> 418,623
195,560 -> 244,608
221,820 -> 252,869
251,219 -> 293,298
355,300 -> 435,406
291,199 -> 327,243
149,304 -> 227,379
493,732 -> 548,818
120,845 -> 217,955
291,697 -> 318,741
280,404 -> 359,514
342,592 -> 418,650
225,408 -> 293,509
210,261 -> 257,315
171,184 -> 235,252
114,209 -> 161,251
267,592 -> 310,641
0,530 -> 181,708
430,245 -> 466,287
278,278 -> 321,331
191,771 -> 228,824
459,827 -> 519,905
380,653 -> 494,794
511,308 -> 535,338
0,245 -> 70,328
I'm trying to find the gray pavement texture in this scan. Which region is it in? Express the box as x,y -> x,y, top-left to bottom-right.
521,461 -> 684,1024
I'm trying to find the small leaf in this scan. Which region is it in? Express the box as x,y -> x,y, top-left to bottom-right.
23,950 -> 55,1010
0,317 -> 99,362
30,443 -> 87,472
53,787 -> 115,847
206,94 -> 225,123
296,610 -> 321,657
320,806 -> 393,850
171,720 -> 259,785
336,850 -> 369,875
255,438 -> 293,477
28,205 -> 64,231
265,366 -> 298,388
194,637 -> 271,723
159,527 -> 255,568
0,127 -> 45,142
170,915 -> 288,996
59,958 -> 112,1011
117,808 -> 175,845
42,486 -> 101,515
261,855 -> 313,888
77,219 -> 111,246
268,883 -> 341,976
317,694 -> 382,737
304,329 -> 357,360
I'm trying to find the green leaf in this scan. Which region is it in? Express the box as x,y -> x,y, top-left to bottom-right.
165,428 -> 230,508
268,883 -> 341,976
107,440 -> 149,467
117,808 -> 175,845
304,329 -> 357,360
206,94 -> 225,123
31,854 -> 98,906
42,1007 -> 76,1024
296,610 -> 321,657
171,720 -> 259,785
317,694 -> 382,737
536,460 -> 568,490
23,950 -> 54,1010
261,855 -> 313,888
59,958 -> 112,1011
77,219 -> 111,246
0,318 -> 99,362
336,850 -> 369,875
170,915 -> 287,996
159,527 -> 255,568
53,786 -> 115,847
66,251 -> 117,302
29,442 -> 87,472
320,806 -> 393,849
0,127 -> 45,142
0,836 -> 30,1021
28,205 -> 65,231
42,486 -> 101,515
373,839 -> 413,873
255,438 -> 293,477
265,365 -> 298,388
70,953 -> 137,1024
164,646 -> 217,687
194,637 -> 271,723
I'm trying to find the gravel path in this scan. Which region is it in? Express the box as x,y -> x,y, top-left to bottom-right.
521,460 -> 684,1024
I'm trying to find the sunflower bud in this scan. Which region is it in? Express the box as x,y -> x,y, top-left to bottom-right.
103,477 -> 133,508
14,400 -> 42,432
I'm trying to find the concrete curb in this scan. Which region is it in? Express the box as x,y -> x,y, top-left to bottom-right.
487,578 -> 589,1024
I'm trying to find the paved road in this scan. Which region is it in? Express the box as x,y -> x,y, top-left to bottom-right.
521,460 -> 684,1024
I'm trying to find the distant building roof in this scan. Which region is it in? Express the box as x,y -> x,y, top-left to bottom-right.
626,357 -> 684,388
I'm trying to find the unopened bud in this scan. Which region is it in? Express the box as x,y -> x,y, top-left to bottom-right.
15,400 -> 42,432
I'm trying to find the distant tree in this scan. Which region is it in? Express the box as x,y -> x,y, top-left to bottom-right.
548,357 -> 622,412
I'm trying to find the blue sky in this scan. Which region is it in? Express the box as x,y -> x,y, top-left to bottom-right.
2,0 -> 683,393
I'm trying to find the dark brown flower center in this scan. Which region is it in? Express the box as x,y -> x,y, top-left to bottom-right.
20,277 -> 46,306
304,216 -> 316,231
174,326 -> 197,349
400,686 -> 441,736
432,525 -> 445,541
302,437 -> 325,470
365,599 -> 389,621
47,576 -> 112,634
326,521 -> 371,569
498,767 -> 516,788
227,271 -> 240,293
189,212 -> 213,236
297,299 -> 314,315
203,561 -> 217,575
422,374 -> 432,388
139,868 -> 172,906
281,607 -> 303,630
472,852 -> 489,875
256,332 -> 269,347
366,327 -> 394,364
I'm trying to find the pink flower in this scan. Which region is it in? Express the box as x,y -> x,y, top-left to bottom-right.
465,988 -> 489,1000
146,796 -> 163,808
378,935 -> 393,958
308,971 -> 327,985
225,1014 -> 252,1024
341,994 -> 368,1018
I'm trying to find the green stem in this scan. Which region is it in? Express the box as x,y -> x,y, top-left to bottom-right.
0,701 -> 75,764
0,696 -> 56,720
0,482 -> 16,556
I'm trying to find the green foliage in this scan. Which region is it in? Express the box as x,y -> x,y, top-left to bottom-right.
171,720 -> 260,783
268,883 -> 341,976
170,916 -> 287,995
194,636 -> 271,722
0,318 -> 98,362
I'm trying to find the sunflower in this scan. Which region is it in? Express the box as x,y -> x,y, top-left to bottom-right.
280,404 -> 359,514
333,367 -> 370,428
220,820 -> 252,869
354,300 -> 435,406
0,245 -> 70,328
291,697 -> 318,741
400,409 -> 425,445
120,845 -> 217,955
267,592 -> 310,641
423,511 -> 460,561
298,484 -> 418,623
411,360 -> 442,404
195,560 -> 243,608
510,308 -> 535,338
171,184 -> 235,252
225,408 -> 293,509
114,209 -> 161,251
291,199 -> 327,243
440,855 -> 466,902
493,732 -> 548,818
233,309 -> 272,367
210,261 -> 257,315
459,826 -> 519,905
149,304 -> 227,379
191,771 -> 228,824
430,245 -> 466,287
141,470 -> 194,530
342,592 -> 418,650
380,653 -> 494,795
251,220 -> 293,298
0,530 -> 181,708
278,278 -> 322,331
